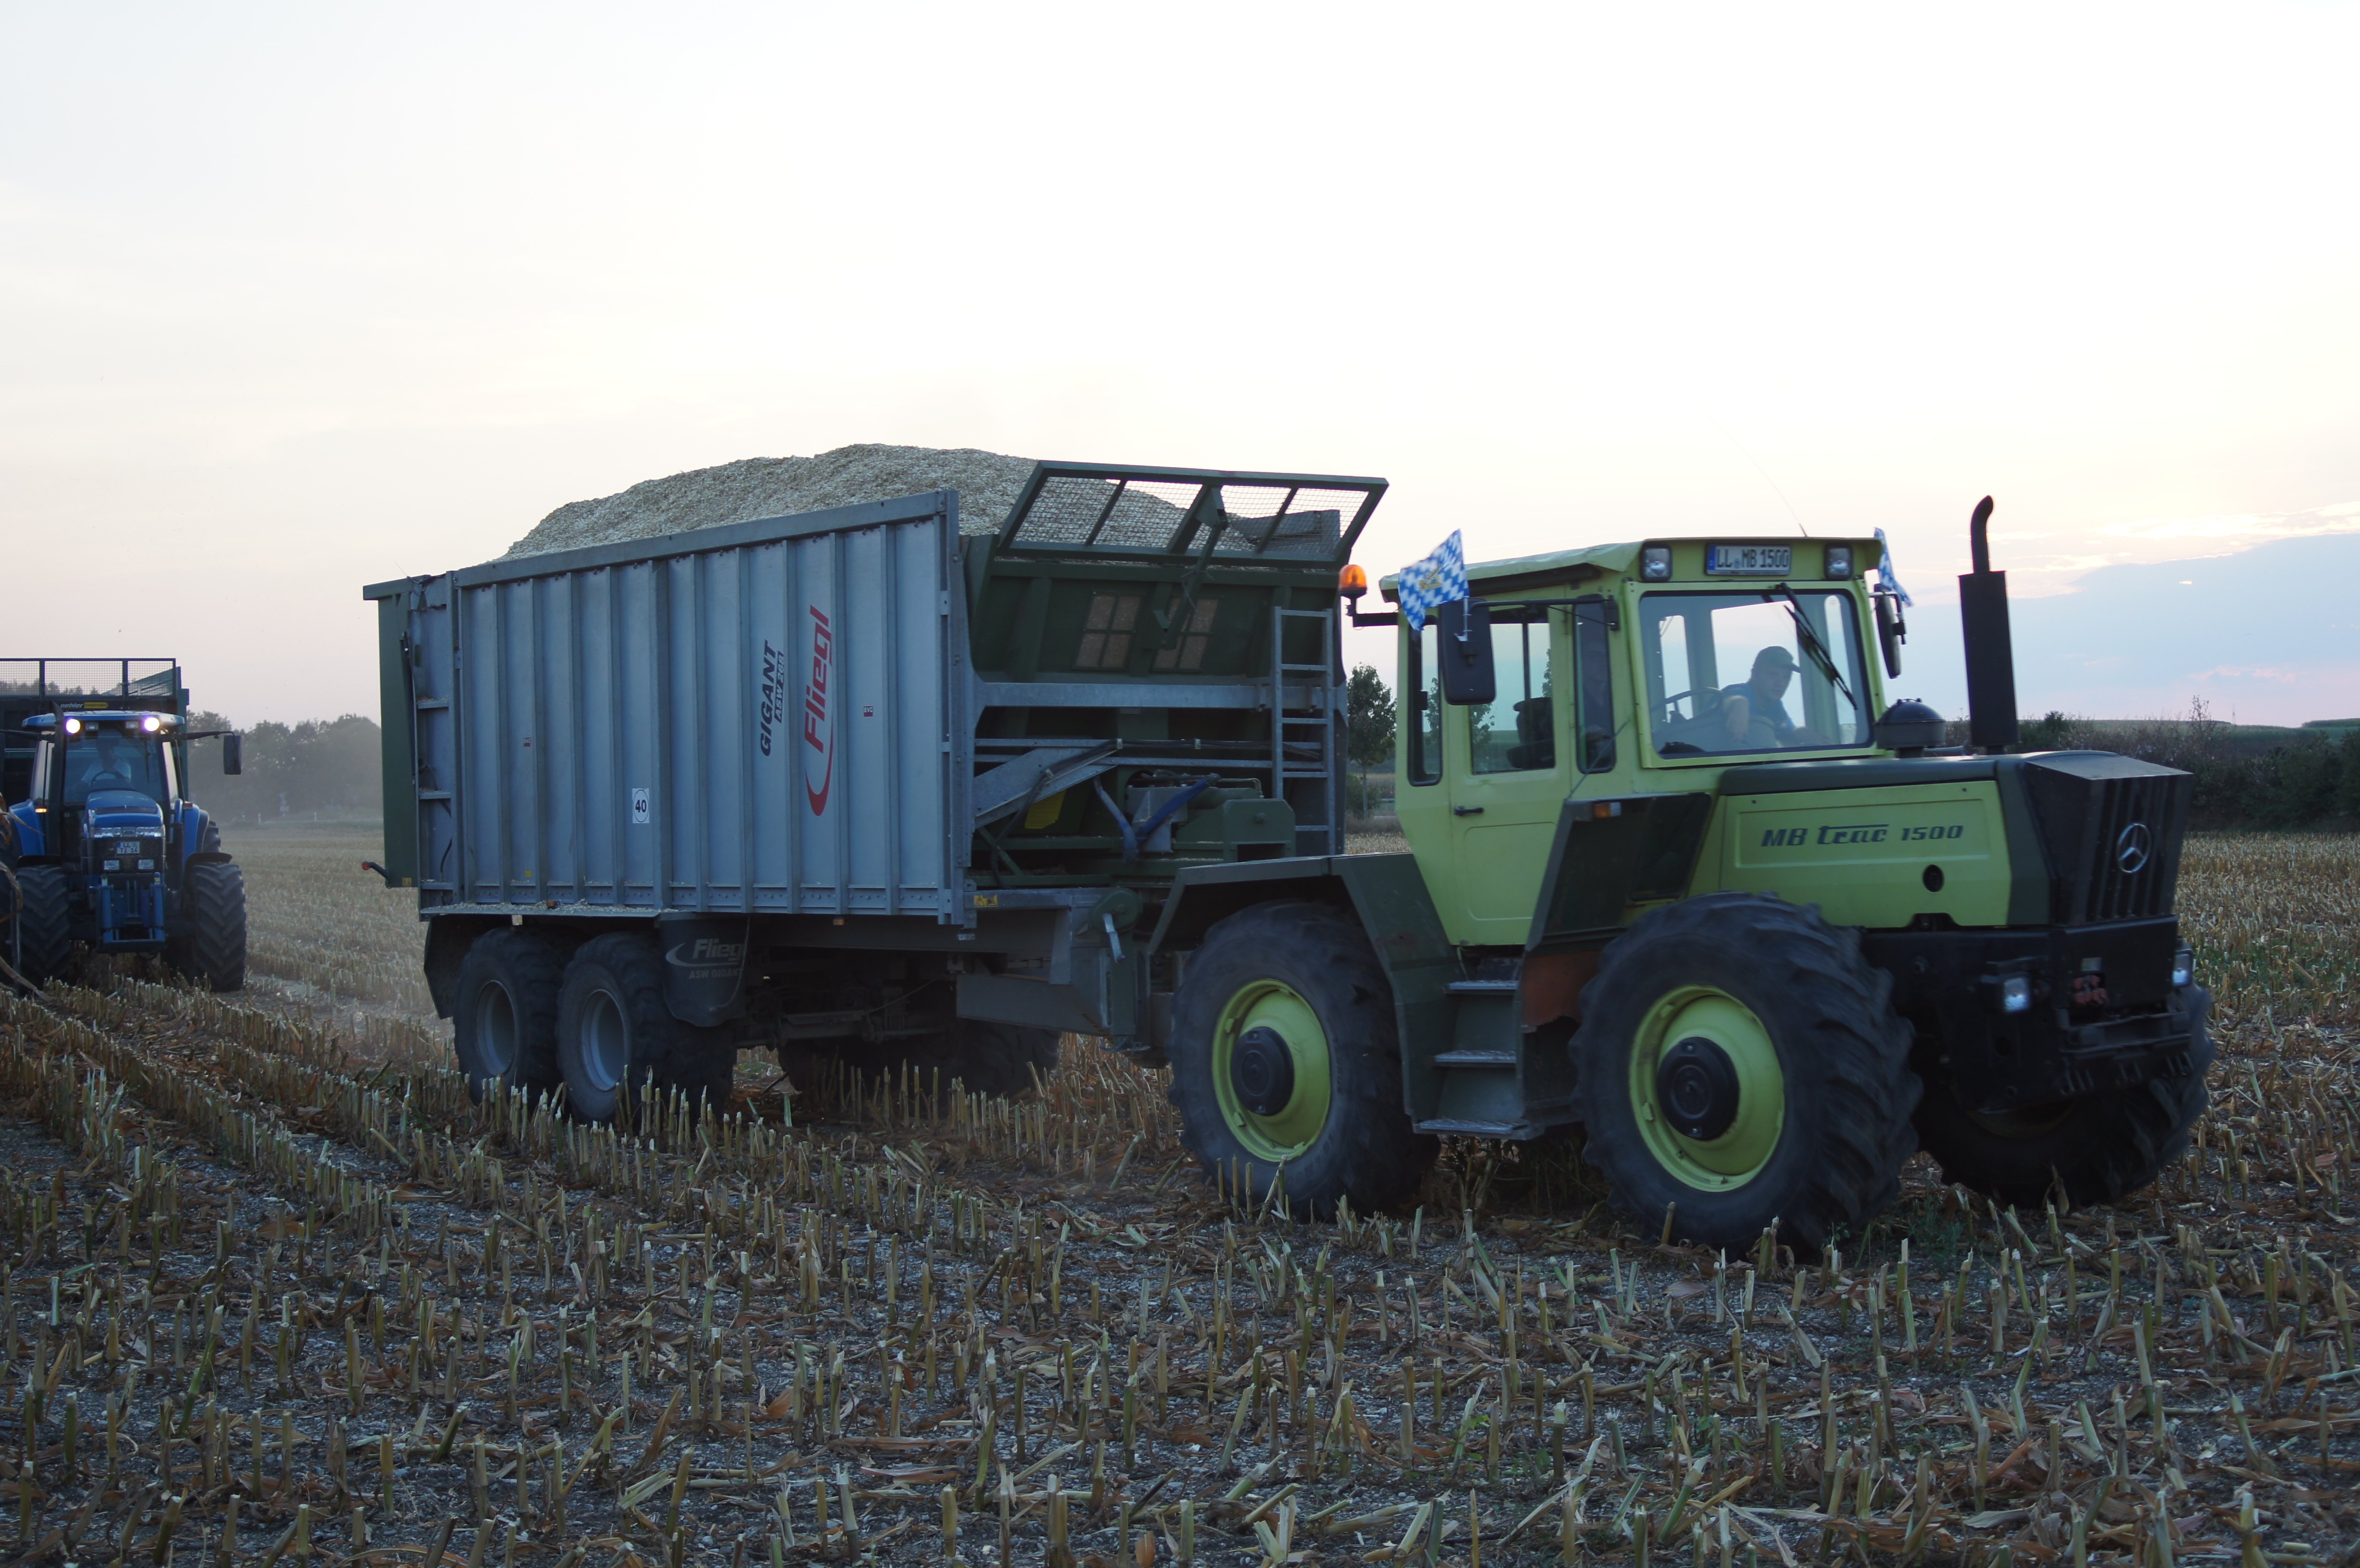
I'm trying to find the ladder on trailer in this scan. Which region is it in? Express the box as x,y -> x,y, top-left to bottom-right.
1269,605 -> 1340,855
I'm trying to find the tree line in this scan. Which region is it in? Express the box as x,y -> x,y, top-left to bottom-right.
184,711 -> 381,824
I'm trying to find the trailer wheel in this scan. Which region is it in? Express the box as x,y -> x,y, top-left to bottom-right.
556,933 -> 736,1123
11,865 -> 74,989
1573,893 -> 1919,1255
172,861 -> 248,992
1168,901 -> 1435,1217
1915,985 -> 2213,1208
453,928 -> 565,1103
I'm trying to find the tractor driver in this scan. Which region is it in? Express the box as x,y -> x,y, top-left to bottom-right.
1717,646 -> 1799,750
73,730 -> 142,798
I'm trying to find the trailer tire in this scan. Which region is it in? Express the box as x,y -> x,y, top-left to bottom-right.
173,860 -> 248,992
1573,893 -> 1919,1256
12,866 -> 74,990
1168,900 -> 1435,1218
453,928 -> 565,1103
1914,985 -> 2213,1208
556,933 -> 737,1124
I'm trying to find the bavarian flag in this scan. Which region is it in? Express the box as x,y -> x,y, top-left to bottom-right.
1399,531 -> 1468,633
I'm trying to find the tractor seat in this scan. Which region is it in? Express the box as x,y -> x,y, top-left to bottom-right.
1503,697 -> 1555,772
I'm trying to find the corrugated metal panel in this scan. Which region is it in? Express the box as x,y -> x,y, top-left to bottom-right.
412,493 -> 966,921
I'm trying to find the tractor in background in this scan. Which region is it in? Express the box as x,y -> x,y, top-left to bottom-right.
1,659 -> 247,991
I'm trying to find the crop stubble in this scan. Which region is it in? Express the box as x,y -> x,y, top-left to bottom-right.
0,828 -> 2353,1566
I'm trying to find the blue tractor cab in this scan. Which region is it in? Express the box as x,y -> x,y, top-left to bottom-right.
1,661 -> 246,991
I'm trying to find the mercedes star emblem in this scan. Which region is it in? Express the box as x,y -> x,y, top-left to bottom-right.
2116,821 -> 2151,874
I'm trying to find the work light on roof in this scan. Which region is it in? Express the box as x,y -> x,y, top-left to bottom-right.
141,714 -> 162,733
1825,545 -> 1853,580
1641,546 -> 1672,581
62,716 -> 82,735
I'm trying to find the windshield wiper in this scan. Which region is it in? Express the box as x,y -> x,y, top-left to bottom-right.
1768,584 -> 1857,710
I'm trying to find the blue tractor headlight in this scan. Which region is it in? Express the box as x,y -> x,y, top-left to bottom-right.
63,716 -> 82,735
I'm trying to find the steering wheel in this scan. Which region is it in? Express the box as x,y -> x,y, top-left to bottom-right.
1657,687 -> 1723,724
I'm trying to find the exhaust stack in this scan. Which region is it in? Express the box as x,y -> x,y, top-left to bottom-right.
1957,495 -> 2019,752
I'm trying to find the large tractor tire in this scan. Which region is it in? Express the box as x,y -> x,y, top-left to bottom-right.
1914,986 -> 2213,1209
172,860 -> 248,992
555,933 -> 738,1123
11,865 -> 74,990
1168,901 -> 1436,1217
452,928 -> 566,1103
1573,893 -> 1920,1255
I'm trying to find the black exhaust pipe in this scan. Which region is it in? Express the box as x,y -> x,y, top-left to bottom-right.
1957,495 -> 2019,752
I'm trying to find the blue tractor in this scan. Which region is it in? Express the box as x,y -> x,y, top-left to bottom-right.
0,659 -> 247,991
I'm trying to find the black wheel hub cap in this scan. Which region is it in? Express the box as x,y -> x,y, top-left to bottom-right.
1230,1025 -> 1296,1116
1657,1035 -> 1741,1141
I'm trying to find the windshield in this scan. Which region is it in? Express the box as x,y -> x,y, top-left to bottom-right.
42,729 -> 172,805
1640,588 -> 1872,757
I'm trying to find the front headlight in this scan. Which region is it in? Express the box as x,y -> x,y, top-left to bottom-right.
1999,975 -> 2033,1014
2171,947 -> 2194,989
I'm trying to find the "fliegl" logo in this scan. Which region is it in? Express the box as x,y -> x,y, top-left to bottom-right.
802,605 -> 835,815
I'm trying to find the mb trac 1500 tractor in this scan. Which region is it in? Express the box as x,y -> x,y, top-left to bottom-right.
1,659 -> 247,991
1149,500 -> 2207,1250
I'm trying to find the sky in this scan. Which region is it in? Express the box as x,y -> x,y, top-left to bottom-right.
3,2 -> 2356,728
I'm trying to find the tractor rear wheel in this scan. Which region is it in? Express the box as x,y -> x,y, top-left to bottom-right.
1168,901 -> 1435,1217
452,928 -> 565,1103
556,933 -> 737,1123
11,865 -> 74,989
1573,893 -> 1919,1255
173,861 -> 248,992
1914,986 -> 2213,1208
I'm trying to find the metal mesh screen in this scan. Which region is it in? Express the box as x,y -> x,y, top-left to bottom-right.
1001,471 -> 1377,559
0,659 -> 178,699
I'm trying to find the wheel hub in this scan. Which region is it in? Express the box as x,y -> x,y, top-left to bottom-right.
1229,1025 -> 1296,1116
1656,1034 -> 1741,1140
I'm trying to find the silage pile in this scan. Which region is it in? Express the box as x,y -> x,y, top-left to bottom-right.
504,443 -> 1039,557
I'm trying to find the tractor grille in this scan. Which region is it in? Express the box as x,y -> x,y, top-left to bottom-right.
2021,754 -> 2189,925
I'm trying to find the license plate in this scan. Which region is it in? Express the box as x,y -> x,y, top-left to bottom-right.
1705,544 -> 1792,576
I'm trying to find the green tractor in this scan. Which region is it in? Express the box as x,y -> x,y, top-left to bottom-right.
1150,500 -> 2209,1250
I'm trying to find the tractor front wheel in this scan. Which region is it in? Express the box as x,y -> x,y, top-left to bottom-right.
1914,985 -> 2213,1208
1573,893 -> 1920,1254
1168,901 -> 1435,1217
11,865 -> 74,989
173,860 -> 248,992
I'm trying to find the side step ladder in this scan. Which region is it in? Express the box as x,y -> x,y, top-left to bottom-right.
1414,968 -> 1580,1139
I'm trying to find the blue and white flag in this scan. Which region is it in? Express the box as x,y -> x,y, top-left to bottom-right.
1873,527 -> 1914,607
1399,531 -> 1468,633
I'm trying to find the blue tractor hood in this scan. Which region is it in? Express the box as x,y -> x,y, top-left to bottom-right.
86,789 -> 167,835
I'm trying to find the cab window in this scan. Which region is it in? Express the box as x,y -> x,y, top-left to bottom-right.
1407,620 -> 1443,785
1468,608 -> 1553,774
1640,589 -> 1871,757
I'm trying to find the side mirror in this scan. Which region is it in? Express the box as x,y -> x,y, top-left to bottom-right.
1873,589 -> 1905,678
1436,598 -> 1496,705
221,734 -> 242,775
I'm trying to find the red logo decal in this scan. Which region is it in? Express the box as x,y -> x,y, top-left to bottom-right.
803,605 -> 834,814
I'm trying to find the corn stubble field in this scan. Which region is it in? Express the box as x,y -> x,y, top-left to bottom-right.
1,827 -> 2356,1568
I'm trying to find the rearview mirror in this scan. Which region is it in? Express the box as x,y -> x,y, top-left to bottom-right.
1873,590 -> 1905,678
1436,598 -> 1496,705
221,734 -> 242,775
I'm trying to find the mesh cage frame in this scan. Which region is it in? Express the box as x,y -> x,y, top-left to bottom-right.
991,462 -> 1385,566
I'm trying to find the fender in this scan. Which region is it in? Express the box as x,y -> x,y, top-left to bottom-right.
1150,854 -> 1463,1120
